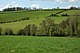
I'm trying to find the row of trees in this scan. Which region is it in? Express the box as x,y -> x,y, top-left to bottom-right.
3,7 -> 43,11
3,7 -> 23,11
0,17 -> 30,24
2,6 -> 80,12
0,15 -> 80,37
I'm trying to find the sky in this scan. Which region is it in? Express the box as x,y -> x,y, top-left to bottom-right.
0,0 -> 80,11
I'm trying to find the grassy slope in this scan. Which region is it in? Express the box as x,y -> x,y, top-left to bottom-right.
0,36 -> 80,53
58,10 -> 80,15
0,10 -> 80,33
0,10 -> 62,33
0,10 -> 60,22
0,16 -> 68,33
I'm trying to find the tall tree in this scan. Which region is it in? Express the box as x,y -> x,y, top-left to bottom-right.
5,28 -> 14,35
31,24 -> 37,36
0,27 -> 2,35
24,24 -> 31,36
40,18 -> 55,36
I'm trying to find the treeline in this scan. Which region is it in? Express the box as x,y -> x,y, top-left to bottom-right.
3,7 -> 24,11
0,10 -> 69,24
0,17 -> 30,24
2,6 -> 80,12
46,10 -> 69,18
0,15 -> 80,37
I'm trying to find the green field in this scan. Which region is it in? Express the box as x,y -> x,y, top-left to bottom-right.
58,10 -> 80,15
0,10 -> 61,22
0,36 -> 80,53
0,10 -> 80,33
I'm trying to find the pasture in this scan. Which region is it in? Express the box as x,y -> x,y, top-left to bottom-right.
0,10 -> 60,22
0,36 -> 80,53
0,10 -> 80,33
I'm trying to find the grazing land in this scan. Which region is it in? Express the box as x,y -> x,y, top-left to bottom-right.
0,36 -> 80,53
1,10 -> 80,33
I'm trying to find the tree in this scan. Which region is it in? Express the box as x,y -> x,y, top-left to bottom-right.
17,29 -> 25,35
60,15 -> 80,36
40,18 -> 55,36
5,28 -> 14,35
31,24 -> 37,36
24,24 -> 31,36
69,16 -> 80,36
0,27 -> 2,35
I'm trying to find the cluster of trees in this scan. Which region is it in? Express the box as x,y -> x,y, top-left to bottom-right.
45,10 -> 68,18
3,7 -> 23,11
0,15 -> 80,37
61,13 -> 69,16
70,7 -> 80,10
2,6 -> 80,12
3,7 -> 43,11
17,24 -> 37,36
0,17 -> 30,24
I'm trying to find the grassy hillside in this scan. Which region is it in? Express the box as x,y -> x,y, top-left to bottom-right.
0,10 -> 80,33
0,10 -> 61,22
58,10 -> 80,15
0,36 -> 80,53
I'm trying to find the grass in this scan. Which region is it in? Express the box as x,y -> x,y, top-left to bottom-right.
0,36 -> 80,53
0,16 -> 68,33
58,10 -> 80,15
0,10 -> 64,33
0,10 -> 60,22
0,10 -> 80,33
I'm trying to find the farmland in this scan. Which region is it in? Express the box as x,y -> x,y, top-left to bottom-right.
0,10 -> 65,33
0,0 -> 80,53
0,36 -> 80,53
0,10 -> 60,22
0,10 -> 80,33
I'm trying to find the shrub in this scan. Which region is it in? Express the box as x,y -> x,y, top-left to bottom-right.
17,29 -> 25,35
61,13 -> 69,16
0,27 -> 2,35
31,24 -> 37,36
5,28 -> 14,35
24,24 -> 31,36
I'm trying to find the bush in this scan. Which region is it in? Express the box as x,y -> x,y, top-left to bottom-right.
24,24 -> 31,36
20,17 -> 30,20
5,28 -> 14,35
0,27 -> 2,35
61,13 -> 69,16
17,29 -> 25,35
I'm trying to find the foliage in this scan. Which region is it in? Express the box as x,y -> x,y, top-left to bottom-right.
31,24 -> 37,36
17,29 -> 25,35
40,18 -> 55,36
0,27 -> 2,35
5,28 -> 14,35
60,15 -> 80,37
24,24 -> 31,36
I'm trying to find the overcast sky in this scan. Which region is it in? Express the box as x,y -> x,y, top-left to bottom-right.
0,0 -> 80,11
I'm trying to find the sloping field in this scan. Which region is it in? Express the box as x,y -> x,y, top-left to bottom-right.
58,10 -> 80,15
0,36 -> 80,53
0,10 -> 80,33
0,10 -> 62,33
0,10 -> 60,22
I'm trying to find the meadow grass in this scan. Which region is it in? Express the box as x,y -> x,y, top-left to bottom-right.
58,10 -> 80,15
0,10 -> 80,33
0,10 -> 60,22
0,36 -> 80,53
